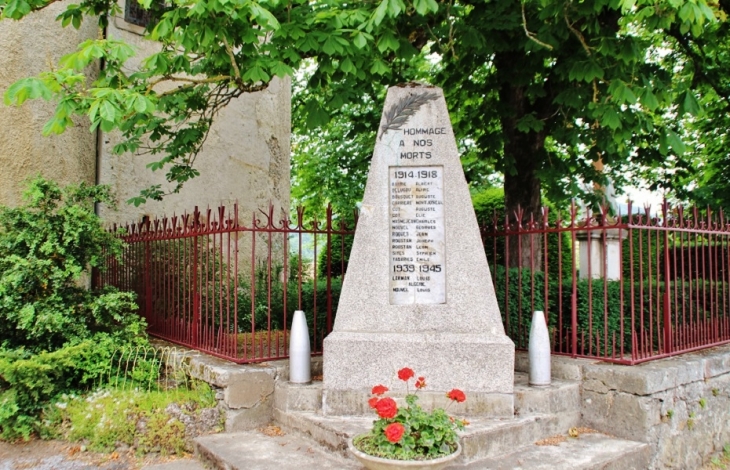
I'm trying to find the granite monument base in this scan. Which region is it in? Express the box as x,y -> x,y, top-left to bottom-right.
323,331 -> 514,417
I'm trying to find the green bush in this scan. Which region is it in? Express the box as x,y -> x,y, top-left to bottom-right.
294,276 -> 343,348
0,177 -> 146,440
493,266 -> 554,348
473,187 -> 572,280
316,212 -> 357,278
236,265 -> 343,348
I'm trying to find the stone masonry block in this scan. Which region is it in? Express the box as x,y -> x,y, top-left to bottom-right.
581,390 -> 660,442
583,357 -> 703,396
224,401 -> 273,432
700,345 -> 730,379
225,370 -> 275,409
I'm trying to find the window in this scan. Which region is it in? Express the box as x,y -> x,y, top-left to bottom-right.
124,0 -> 155,27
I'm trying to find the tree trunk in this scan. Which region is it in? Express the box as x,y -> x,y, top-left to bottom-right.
495,53 -> 548,269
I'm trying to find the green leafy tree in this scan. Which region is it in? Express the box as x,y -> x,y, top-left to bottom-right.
2,0 -> 727,219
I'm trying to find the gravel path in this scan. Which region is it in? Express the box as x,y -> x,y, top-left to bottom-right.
0,440 -> 197,470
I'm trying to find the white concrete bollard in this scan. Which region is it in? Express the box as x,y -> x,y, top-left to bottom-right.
529,310 -> 551,386
289,310 -> 311,384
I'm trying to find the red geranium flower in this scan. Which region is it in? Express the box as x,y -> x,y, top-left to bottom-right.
397,367 -> 415,381
447,389 -> 466,403
371,384 -> 389,396
384,423 -> 406,443
375,397 -> 398,419
415,376 -> 426,389
368,397 -> 379,409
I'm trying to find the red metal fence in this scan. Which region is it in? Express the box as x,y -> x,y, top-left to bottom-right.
97,200 -> 730,365
96,204 -> 355,364
482,201 -> 730,364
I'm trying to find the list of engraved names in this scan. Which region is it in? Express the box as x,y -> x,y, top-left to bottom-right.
389,166 -> 445,304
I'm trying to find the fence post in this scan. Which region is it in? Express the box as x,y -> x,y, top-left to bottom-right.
663,220 -> 673,355
145,240 -> 152,323
192,236 -> 199,348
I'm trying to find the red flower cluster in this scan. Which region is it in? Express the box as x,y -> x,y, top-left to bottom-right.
371,397 -> 398,418
372,384 -> 389,396
397,367 -> 415,381
447,388 -> 466,403
415,376 -> 426,389
384,423 -> 405,443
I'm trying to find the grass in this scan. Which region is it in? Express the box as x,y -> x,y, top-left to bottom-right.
704,444 -> 730,469
42,380 -> 219,456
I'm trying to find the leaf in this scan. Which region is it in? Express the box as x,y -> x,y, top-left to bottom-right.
583,62 -> 604,82
4,79 -> 33,106
322,36 -> 342,55
516,114 -> 545,133
377,31 -> 399,53
133,96 -> 148,113
640,89 -> 659,111
270,61 -> 293,78
666,130 -> 686,155
599,107 -> 621,130
619,0 -> 635,13
369,59 -> 389,75
371,0 -> 388,26
340,57 -> 355,74
242,65 -> 270,83
352,31 -> 368,49
609,80 -> 637,105
250,3 -> 280,30
99,101 -> 118,123
678,91 -> 701,116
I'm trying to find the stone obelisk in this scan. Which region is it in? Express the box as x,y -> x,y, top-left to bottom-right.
322,84 -> 514,416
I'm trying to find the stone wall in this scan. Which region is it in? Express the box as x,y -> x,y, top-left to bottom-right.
579,347 -> 730,469
166,340 -> 730,468
0,0 -> 98,207
161,341 -> 321,433
99,1 -> 291,227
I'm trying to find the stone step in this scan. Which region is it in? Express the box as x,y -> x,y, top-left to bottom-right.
274,380 -> 323,413
273,408 -> 582,463
194,429 -> 360,470
273,408 -> 371,455
458,413 -> 580,463
455,432 -> 651,470
274,372 -> 581,417
273,373 -> 583,463
195,425 -> 649,470
513,372 -> 581,416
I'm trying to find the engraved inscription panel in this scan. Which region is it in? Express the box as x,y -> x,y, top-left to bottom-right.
389,166 -> 445,304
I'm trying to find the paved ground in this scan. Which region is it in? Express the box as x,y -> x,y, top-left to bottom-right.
0,440 -> 202,470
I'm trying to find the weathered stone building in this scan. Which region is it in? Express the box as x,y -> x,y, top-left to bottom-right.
0,0 -> 290,223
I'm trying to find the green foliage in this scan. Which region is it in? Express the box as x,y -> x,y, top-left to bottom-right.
295,276 -> 343,347
0,177 -> 146,440
493,266 -> 553,349
496,257 -> 730,357
315,214 -> 357,278
3,0 -> 444,204
44,381 -> 218,455
237,264 -> 343,347
475,186 -> 572,279
0,177 -> 142,352
237,263 -> 288,332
